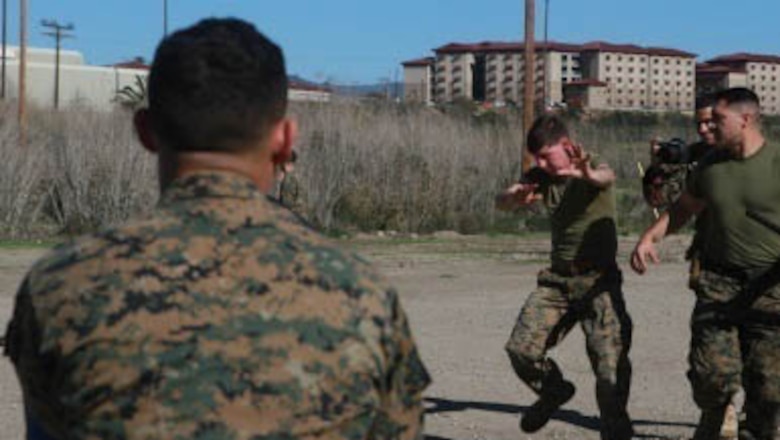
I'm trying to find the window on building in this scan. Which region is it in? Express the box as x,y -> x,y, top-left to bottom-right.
665,59 -> 670,65
617,77 -> 622,83
654,59 -> 659,64
640,100 -> 645,106
641,79 -> 646,84
641,68 -> 646,73
677,60 -> 681,65
618,89 -> 622,94
629,67 -> 634,73
618,55 -> 623,61
606,55 -> 611,61
606,66 -> 611,72
629,56 -> 634,62
617,67 -> 622,72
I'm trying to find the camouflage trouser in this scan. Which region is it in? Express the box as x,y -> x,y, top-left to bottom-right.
689,268 -> 780,439
505,265 -> 633,439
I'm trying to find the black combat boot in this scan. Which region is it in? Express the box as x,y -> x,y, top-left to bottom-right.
520,380 -> 576,433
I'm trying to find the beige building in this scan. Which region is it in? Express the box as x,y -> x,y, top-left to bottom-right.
578,42 -> 697,111
697,53 -> 780,115
402,57 -> 435,104
403,40 -> 702,112
563,79 -> 608,110
415,41 -> 581,107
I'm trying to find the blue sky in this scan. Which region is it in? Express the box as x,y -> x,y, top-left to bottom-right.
7,0 -> 780,84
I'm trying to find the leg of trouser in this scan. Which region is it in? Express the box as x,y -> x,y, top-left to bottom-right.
688,304 -> 742,408
579,270 -> 633,440
739,281 -> 780,439
505,272 -> 576,395
688,271 -> 743,440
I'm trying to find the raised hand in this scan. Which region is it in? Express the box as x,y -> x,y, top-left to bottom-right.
496,183 -> 542,210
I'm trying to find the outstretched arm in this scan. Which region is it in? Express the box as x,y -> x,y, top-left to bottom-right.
630,191 -> 705,274
495,183 -> 542,211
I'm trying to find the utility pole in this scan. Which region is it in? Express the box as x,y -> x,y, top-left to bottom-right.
163,0 -> 168,37
41,19 -> 74,110
522,0 -> 536,173
1,0 -> 7,99
542,0 -> 550,110
18,0 -> 26,144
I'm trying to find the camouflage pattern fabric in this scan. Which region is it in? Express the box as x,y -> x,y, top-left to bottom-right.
277,172 -> 306,217
642,163 -> 690,209
689,268 -> 780,438
505,266 -> 633,439
5,171 -> 430,440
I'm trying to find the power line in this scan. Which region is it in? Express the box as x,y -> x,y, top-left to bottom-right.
41,19 -> 74,109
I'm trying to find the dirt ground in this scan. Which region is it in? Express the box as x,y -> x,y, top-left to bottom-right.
0,234 -> 700,439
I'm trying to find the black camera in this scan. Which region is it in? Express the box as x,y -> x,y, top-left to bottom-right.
652,137 -> 687,165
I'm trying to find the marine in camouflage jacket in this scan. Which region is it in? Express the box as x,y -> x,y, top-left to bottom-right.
5,171 -> 430,440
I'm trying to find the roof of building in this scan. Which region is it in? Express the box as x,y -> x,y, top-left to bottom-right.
110,58 -> 150,70
564,79 -> 608,87
579,41 -> 696,58
696,63 -> 746,75
288,75 -> 332,93
402,57 -> 435,67
706,52 -> 780,65
433,40 -> 583,54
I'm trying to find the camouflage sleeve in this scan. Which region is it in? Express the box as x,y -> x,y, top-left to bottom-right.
5,277 -> 66,439
370,290 -> 431,440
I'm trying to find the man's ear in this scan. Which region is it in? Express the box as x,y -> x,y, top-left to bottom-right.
269,118 -> 298,167
134,109 -> 159,154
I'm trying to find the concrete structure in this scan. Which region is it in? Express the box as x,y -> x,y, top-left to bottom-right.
697,53 -> 780,115
0,46 -> 148,110
288,78 -> 332,103
404,40 -> 700,112
409,41 -> 581,107
402,57 -> 434,104
563,79 -> 608,110
577,42 -> 697,111
0,46 -> 332,111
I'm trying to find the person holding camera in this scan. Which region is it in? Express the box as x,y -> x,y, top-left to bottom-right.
632,88 -> 780,440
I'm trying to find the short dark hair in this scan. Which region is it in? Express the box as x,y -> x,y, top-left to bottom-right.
714,87 -> 760,109
526,115 -> 569,154
147,18 -> 288,152
695,93 -> 715,110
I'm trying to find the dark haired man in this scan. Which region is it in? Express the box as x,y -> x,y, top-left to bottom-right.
632,88 -> 780,440
497,115 -> 633,439
5,18 -> 429,439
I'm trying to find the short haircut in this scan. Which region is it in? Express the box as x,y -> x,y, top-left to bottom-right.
714,87 -> 760,111
695,93 -> 715,111
526,115 -> 569,154
147,18 -> 288,152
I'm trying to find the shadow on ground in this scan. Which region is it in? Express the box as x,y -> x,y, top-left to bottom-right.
425,397 -> 696,439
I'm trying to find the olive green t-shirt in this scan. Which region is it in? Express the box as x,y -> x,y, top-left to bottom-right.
689,141 -> 780,270
542,177 -> 618,266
